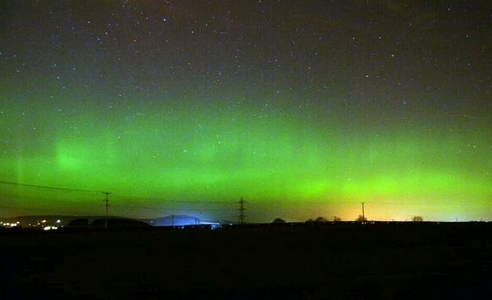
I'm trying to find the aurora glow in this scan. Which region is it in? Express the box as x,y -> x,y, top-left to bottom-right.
0,1 -> 491,221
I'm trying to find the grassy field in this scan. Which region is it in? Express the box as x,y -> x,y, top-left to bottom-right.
1,222 -> 491,299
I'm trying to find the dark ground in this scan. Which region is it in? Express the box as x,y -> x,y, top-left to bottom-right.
1,222 -> 491,300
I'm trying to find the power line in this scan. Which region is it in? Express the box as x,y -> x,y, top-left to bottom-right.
0,180 -> 236,219
0,180 -> 102,193
0,180 -> 235,206
0,180 -> 115,223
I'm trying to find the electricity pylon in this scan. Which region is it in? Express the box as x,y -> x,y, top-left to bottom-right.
238,197 -> 246,224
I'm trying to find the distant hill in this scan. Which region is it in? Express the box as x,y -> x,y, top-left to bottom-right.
1,215 -> 98,227
1,215 -> 149,228
2,214 -> 225,228
151,215 -> 200,226
66,218 -> 151,229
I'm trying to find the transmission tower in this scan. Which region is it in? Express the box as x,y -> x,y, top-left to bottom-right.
238,197 -> 246,224
103,192 -> 112,229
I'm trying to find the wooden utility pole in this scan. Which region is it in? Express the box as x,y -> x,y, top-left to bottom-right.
103,192 -> 112,229
361,202 -> 365,223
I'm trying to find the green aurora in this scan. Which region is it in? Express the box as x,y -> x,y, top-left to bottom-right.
1,0 -> 491,222
1,89 -> 491,221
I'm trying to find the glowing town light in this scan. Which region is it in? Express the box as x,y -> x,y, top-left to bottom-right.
43,226 -> 58,231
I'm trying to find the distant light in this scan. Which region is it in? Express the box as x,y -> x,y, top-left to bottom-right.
162,17 -> 167,22
43,226 -> 58,231
56,219 -> 61,223
41,219 -> 47,223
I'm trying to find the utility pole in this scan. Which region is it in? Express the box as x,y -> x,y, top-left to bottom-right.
238,197 -> 246,224
103,192 -> 112,229
361,202 -> 365,223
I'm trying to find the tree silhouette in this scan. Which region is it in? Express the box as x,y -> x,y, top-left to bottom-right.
272,217 -> 286,224
355,215 -> 367,222
412,216 -> 424,222
333,216 -> 342,222
305,217 -> 327,224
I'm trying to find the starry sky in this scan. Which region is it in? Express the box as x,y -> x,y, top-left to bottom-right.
0,0 -> 491,222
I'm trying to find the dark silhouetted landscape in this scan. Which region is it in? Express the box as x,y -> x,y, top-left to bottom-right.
1,222 -> 491,299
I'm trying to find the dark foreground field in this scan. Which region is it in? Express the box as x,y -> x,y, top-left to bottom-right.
1,223 -> 491,300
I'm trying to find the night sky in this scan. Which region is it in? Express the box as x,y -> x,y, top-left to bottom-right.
0,0 -> 491,222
